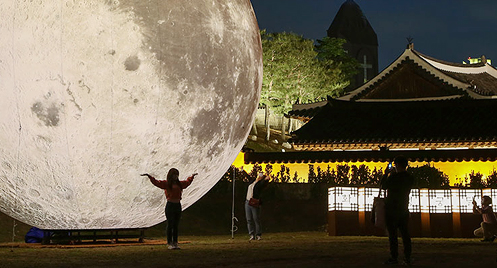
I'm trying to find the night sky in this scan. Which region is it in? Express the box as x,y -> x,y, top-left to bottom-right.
250,0 -> 497,70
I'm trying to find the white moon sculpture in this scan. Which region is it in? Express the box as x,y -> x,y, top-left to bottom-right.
0,1 -> 262,229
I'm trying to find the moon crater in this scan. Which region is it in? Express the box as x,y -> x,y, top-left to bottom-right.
0,0 -> 262,229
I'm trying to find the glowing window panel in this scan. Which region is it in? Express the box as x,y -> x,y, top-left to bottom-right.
358,188 -> 366,212
492,189 -> 497,205
333,187 -> 359,211
419,189 -> 430,213
428,189 -> 452,213
363,187 -> 383,212
482,188 -> 491,198
482,189 -> 497,204
328,187 -> 494,214
408,189 -> 420,213
328,188 -> 336,211
451,189 -> 462,213
458,189 -> 481,213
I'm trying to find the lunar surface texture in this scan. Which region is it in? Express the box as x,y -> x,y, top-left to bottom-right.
0,1 -> 262,229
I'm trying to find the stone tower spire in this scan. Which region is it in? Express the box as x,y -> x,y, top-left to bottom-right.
327,0 -> 378,90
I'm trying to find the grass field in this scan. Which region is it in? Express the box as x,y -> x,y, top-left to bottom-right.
1,232 -> 496,268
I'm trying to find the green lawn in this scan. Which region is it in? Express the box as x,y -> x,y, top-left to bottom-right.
1,232 -> 496,268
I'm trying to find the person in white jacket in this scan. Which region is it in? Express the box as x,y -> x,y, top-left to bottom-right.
245,172 -> 269,241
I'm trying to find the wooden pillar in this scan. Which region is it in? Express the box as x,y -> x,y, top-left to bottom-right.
451,188 -> 462,237
358,187 -> 366,234
452,212 -> 462,237
328,211 -> 337,236
420,189 -> 431,237
358,211 -> 366,234
421,213 -> 431,237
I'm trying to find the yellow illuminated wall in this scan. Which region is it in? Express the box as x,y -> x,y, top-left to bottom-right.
232,153 -> 497,186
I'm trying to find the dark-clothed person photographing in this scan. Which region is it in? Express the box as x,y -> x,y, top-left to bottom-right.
381,156 -> 414,265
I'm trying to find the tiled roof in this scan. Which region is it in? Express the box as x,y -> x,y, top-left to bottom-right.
413,50 -> 486,68
286,100 -> 328,121
290,98 -> 497,148
439,71 -> 497,96
339,47 -> 497,101
349,59 -> 468,101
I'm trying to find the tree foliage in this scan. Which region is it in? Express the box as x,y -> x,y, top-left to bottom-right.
486,169 -> 497,188
219,163 -> 494,189
260,30 -> 350,116
275,164 -> 291,183
468,171 -> 484,188
350,164 -> 371,185
308,164 -> 318,183
315,37 -> 359,84
408,164 -> 450,189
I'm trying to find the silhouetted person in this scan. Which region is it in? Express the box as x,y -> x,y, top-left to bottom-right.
142,169 -> 197,249
381,156 -> 414,265
245,172 -> 269,241
473,195 -> 497,242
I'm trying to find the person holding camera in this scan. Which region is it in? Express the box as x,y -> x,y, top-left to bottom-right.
142,169 -> 197,249
381,156 -> 414,265
473,195 -> 497,242
245,172 -> 270,241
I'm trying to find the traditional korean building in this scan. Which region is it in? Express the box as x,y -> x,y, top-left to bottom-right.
243,44 -> 497,237
252,43 -> 497,162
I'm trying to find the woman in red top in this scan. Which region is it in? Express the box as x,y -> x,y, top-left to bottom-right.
142,168 -> 197,249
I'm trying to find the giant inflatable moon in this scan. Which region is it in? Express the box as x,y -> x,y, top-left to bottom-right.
0,1 -> 262,229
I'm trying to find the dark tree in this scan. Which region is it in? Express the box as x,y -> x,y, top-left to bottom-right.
248,164 -> 262,182
486,169 -> 497,188
336,164 -> 350,185
308,164 -> 318,184
350,164 -> 371,185
408,164 -> 450,188
275,164 -> 291,183
265,164 -> 273,181
369,167 -> 384,186
292,171 -> 301,183
322,165 -> 336,185
454,176 -> 468,188
315,37 -> 359,85
468,171 -> 484,188
219,166 -> 248,183
316,166 -> 324,183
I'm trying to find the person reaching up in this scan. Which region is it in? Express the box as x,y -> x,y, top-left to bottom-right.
142,169 -> 197,249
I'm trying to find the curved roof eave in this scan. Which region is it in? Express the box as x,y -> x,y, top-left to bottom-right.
338,48 -> 482,101
355,95 -> 463,102
291,99 -> 328,111
416,52 -> 497,78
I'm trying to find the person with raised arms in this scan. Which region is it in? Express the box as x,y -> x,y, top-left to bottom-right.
142,169 -> 197,249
